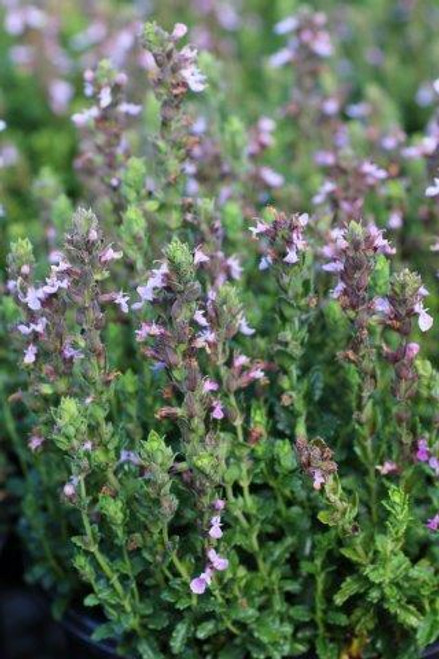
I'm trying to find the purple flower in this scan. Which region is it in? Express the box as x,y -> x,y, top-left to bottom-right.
239,316 -> 255,336
203,378 -> 219,393
428,457 -> 439,476
172,23 -> 188,40
414,302 -> 433,332
259,166 -> 284,188
114,291 -> 129,313
208,515 -> 223,539
426,514 -> 439,531
63,478 -> 78,500
72,106 -> 99,127
23,344 -> 37,365
207,549 -> 229,571
376,461 -> 398,475
119,450 -> 141,466
118,103 -> 142,116
62,343 -> 84,361
405,342 -> 420,362
373,297 -> 392,315
194,309 -> 209,327
24,286 -> 45,311
190,568 -> 213,594
426,178 -> 439,198
28,434 -> 44,452
211,400 -> 224,420
416,438 -> 430,463
284,247 -> 298,264
312,469 -> 325,490
213,499 -> 225,511
194,245 -> 209,265
259,256 -> 273,271
249,220 -> 269,237
249,367 -> 265,380
99,246 -> 123,263
322,261 -> 343,273
226,256 -> 243,280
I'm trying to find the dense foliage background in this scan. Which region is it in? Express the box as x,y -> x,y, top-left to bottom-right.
2,1 -> 439,658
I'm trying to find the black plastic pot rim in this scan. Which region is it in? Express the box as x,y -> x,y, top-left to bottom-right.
60,608 -> 439,659
61,608 -> 120,657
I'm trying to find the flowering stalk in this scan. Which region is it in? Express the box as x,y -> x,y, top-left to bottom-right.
250,208 -> 314,438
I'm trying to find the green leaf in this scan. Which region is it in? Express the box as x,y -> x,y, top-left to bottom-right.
91,622 -> 118,642
334,575 -> 367,606
83,594 -> 100,607
417,610 -> 439,647
170,620 -> 190,654
195,619 -> 218,639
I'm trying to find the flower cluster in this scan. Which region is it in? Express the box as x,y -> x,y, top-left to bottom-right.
190,499 -> 229,594
250,208 -> 308,270
72,60 -> 142,213
374,269 -> 433,334
295,436 -> 338,491
270,9 -> 333,69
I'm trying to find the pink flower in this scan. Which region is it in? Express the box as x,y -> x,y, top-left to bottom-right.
416,438 -> 430,463
226,256 -> 243,280
284,247 -> 298,264
405,342 -> 420,361
42,274 -> 69,296
259,166 -> 284,188
239,317 -> 255,336
414,302 -> 433,332
213,499 -> 225,511
180,52 -> 206,92
209,516 -> 223,539
207,549 -> 229,571
72,106 -> 99,126
312,469 -> 325,490
28,434 -> 44,452
211,400 -> 224,420
62,343 -> 83,361
135,322 -> 164,341
322,261 -> 343,273
360,161 -> 388,184
24,344 -> 37,365
259,255 -> 273,270
63,479 -> 78,500
172,23 -> 188,40
249,221 -> 268,237
203,378 -> 219,393
269,48 -> 292,68
376,461 -> 398,475
24,286 -> 45,311
194,309 -> 209,327
274,16 -> 298,35
114,291 -> 129,313
331,281 -> 345,299
118,103 -> 142,116
194,245 -> 209,265
190,567 -> 213,594
249,367 -> 265,380
119,450 -> 141,466
99,246 -> 123,263
234,354 -> 250,369
373,297 -> 392,315
99,86 -> 112,109
426,178 -> 439,198
426,514 -> 439,531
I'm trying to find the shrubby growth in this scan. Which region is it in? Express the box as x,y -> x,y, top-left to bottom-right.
2,2 -> 439,658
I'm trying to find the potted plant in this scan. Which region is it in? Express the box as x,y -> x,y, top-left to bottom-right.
3,10 -> 439,659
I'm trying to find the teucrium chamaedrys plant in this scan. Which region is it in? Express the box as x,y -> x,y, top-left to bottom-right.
5,12 -> 439,659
